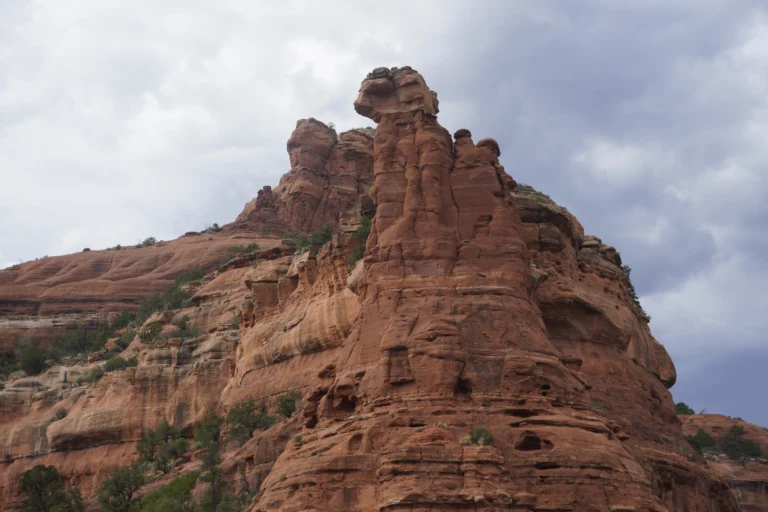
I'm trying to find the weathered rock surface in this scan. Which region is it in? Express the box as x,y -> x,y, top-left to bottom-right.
234,120 -> 374,235
0,235 -> 277,352
245,66 -> 738,511
682,414 -> 768,511
0,67 -> 751,511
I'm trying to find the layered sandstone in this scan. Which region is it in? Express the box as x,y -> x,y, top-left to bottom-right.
244,67 -> 738,511
0,121 -> 374,352
234,120 -> 374,235
0,67 -> 751,511
682,414 -> 768,511
0,234 -> 273,351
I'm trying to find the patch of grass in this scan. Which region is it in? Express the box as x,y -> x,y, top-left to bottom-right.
469,427 -> 494,446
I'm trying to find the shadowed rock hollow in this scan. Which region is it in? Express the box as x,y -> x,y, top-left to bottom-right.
0,67 -> 752,511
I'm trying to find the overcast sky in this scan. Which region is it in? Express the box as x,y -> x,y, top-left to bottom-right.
1,1 -> 766,424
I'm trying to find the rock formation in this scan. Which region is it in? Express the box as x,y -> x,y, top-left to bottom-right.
0,67 -> 756,511
245,66 -> 738,511
234,119 -> 374,235
681,414 -> 768,511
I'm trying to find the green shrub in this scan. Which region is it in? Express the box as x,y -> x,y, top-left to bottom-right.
77,366 -> 104,385
221,243 -> 260,265
97,464 -> 146,512
675,402 -> 695,415
202,222 -> 222,234
354,216 -> 371,242
21,465 -> 85,512
686,428 -> 716,454
137,420 -> 187,474
348,245 -> 365,265
289,233 -> 311,254
20,344 -> 47,375
174,268 -> 205,286
111,309 -> 136,330
50,327 -> 110,359
104,357 -> 129,373
134,471 -> 199,512
117,329 -> 136,349
311,224 -> 333,247
0,352 -> 20,380
126,356 -> 138,367
275,391 -> 301,418
82,248 -> 91,252
171,315 -> 190,331
134,269 -> 204,323
137,294 -> 164,321
722,425 -> 763,461
346,216 -> 371,265
469,427 -> 494,446
621,265 -> 650,319
138,322 -> 163,343
194,410 -> 236,511
166,315 -> 200,339
226,399 -> 276,446
53,408 -> 68,421
290,225 -> 333,255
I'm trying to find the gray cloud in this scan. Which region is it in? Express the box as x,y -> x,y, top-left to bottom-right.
1,1 -> 766,423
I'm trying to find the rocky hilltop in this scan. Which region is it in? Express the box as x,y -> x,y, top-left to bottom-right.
0,67 -> 761,511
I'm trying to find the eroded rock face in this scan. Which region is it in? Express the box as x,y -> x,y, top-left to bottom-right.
234,119 -> 374,235
243,67 -> 740,511
0,235 -> 274,352
0,67 -> 749,511
682,414 -> 768,511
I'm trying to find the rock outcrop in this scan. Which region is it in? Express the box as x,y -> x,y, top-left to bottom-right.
682,414 -> 768,511
234,120 -> 374,235
245,66 -> 738,511
0,235 -> 273,352
0,67 -> 751,511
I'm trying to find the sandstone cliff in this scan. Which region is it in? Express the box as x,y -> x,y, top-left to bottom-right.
0,67 -> 754,511
681,414 -> 768,511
